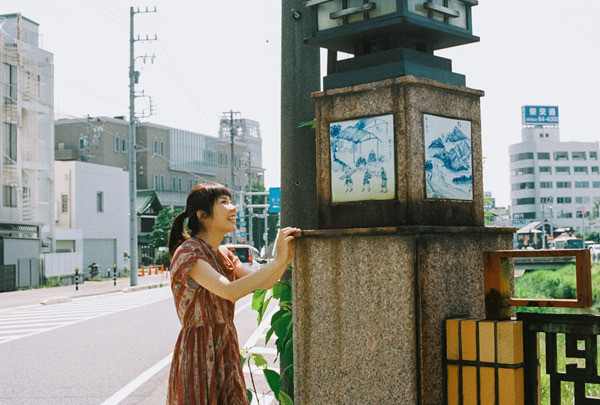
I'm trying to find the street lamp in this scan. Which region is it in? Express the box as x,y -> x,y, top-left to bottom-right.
304,0 -> 479,89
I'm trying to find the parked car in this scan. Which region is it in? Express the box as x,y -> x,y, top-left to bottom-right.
589,244 -> 600,261
224,244 -> 264,269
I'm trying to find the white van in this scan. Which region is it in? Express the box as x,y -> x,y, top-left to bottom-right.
224,244 -> 264,269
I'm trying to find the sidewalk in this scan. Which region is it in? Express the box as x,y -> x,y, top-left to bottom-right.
0,272 -> 171,311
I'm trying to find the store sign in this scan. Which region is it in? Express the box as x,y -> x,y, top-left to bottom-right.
269,187 -> 281,213
522,106 -> 559,125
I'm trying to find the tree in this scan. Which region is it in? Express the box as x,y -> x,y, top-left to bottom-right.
151,207 -> 181,248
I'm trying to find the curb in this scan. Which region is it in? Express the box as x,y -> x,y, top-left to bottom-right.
41,296 -> 72,306
122,282 -> 170,293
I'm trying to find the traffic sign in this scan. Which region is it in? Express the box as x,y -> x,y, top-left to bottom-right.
240,231 -> 247,238
269,187 -> 281,213
239,220 -> 246,227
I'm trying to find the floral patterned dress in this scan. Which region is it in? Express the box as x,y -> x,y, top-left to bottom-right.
167,238 -> 248,405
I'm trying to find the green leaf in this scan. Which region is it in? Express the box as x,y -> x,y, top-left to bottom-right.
240,351 -> 248,368
246,389 -> 253,404
272,282 -> 285,299
278,390 -> 294,405
283,337 -> 294,368
263,369 -> 283,397
251,353 -> 268,369
297,119 -> 316,129
257,296 -> 272,324
274,312 -> 292,340
252,289 -> 268,311
279,286 -> 292,302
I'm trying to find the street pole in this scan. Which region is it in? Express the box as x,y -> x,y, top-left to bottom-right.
128,7 -> 138,287
128,6 -> 156,286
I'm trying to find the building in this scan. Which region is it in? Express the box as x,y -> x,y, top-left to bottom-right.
218,115 -> 265,195
0,14 -> 54,287
55,116 -> 265,259
54,161 -> 129,277
509,106 -> 600,230
483,191 -> 510,226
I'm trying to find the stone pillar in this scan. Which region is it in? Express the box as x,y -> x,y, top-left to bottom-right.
292,76 -> 515,404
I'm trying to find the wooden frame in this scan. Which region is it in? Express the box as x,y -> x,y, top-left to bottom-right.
484,249 -> 592,320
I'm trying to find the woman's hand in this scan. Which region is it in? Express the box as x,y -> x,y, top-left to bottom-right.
274,227 -> 300,265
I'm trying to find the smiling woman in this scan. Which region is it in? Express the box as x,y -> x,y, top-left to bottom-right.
165,182 -> 298,404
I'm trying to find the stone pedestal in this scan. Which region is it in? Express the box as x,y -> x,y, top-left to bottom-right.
293,227 -> 514,404
292,77 -> 516,404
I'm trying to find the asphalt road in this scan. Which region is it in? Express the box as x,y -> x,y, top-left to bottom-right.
0,287 -> 279,404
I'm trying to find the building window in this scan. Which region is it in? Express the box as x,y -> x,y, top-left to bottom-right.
122,139 -> 127,153
557,212 -> 573,219
513,213 -> 536,219
160,142 -> 164,156
593,181 -> 600,188
575,196 -> 591,204
510,152 -> 534,162
141,217 -> 155,233
575,181 -> 590,188
572,151 -> 587,161
178,178 -> 182,191
511,182 -> 535,191
574,166 -> 588,174
2,185 -> 16,207
79,136 -> 86,150
189,179 -> 195,191
576,211 -> 590,218
114,137 -> 120,152
540,197 -> 553,204
554,151 -> 569,161
555,166 -> 570,174
511,167 -> 534,176
61,194 -> 68,213
96,192 -> 103,212
539,166 -> 552,174
590,151 -> 598,160
540,182 -> 553,189
537,152 -> 550,160
592,167 -> 599,174
2,63 -> 17,104
160,176 -> 164,190
556,181 -> 572,188
516,198 -> 535,205
557,197 -> 572,204
3,123 -> 17,165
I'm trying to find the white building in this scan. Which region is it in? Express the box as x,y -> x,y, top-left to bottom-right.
0,14 -> 53,287
54,161 -> 129,276
509,106 -> 600,230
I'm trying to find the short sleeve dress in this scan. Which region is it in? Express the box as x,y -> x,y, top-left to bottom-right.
167,237 -> 248,405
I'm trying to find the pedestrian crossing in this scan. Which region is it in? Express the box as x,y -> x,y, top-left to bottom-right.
0,287 -> 172,345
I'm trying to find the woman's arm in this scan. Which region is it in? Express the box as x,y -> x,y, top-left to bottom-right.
187,227 -> 298,302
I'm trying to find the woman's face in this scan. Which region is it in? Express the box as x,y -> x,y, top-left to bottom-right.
202,194 -> 237,235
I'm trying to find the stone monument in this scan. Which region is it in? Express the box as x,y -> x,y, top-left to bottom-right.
291,2 -> 516,403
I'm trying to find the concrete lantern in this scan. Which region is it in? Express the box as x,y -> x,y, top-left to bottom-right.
304,0 -> 479,89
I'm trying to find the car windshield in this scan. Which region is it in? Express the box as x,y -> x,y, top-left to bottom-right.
228,247 -> 250,262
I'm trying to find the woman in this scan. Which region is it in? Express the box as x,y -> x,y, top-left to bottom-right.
166,183 -> 298,404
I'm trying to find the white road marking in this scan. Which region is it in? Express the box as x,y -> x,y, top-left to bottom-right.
100,353 -> 173,405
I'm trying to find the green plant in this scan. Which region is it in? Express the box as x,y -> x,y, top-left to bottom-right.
243,269 -> 294,404
44,276 -> 62,288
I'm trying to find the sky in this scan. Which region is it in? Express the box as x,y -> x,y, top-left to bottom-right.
2,1 -> 599,207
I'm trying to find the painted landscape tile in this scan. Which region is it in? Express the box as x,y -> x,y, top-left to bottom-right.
424,114 -> 473,200
330,114 -> 395,203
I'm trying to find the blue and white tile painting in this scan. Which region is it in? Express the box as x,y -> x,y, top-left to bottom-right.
330,114 -> 395,203
424,114 -> 473,200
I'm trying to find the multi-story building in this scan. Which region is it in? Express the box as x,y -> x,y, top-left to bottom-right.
54,161 -> 129,276
218,115 -> 265,195
509,106 -> 600,230
55,116 -> 264,258
0,14 -> 54,278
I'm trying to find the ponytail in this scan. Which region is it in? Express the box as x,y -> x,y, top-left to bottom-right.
168,211 -> 190,259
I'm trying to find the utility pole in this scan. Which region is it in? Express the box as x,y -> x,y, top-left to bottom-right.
247,149 -> 253,247
224,110 -> 240,243
129,6 -> 157,286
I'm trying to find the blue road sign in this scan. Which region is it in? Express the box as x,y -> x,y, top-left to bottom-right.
239,220 -> 247,227
269,187 -> 281,213
239,231 -> 247,238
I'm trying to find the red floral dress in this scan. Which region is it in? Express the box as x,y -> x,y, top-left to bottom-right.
167,238 -> 248,405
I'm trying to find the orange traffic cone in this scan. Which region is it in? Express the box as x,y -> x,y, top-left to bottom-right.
161,264 -> 164,274
140,266 -> 145,276
155,265 -> 158,275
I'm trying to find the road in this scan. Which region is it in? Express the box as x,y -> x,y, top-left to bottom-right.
0,287 -> 279,404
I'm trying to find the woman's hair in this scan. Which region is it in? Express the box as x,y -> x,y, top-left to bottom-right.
167,182 -> 232,258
